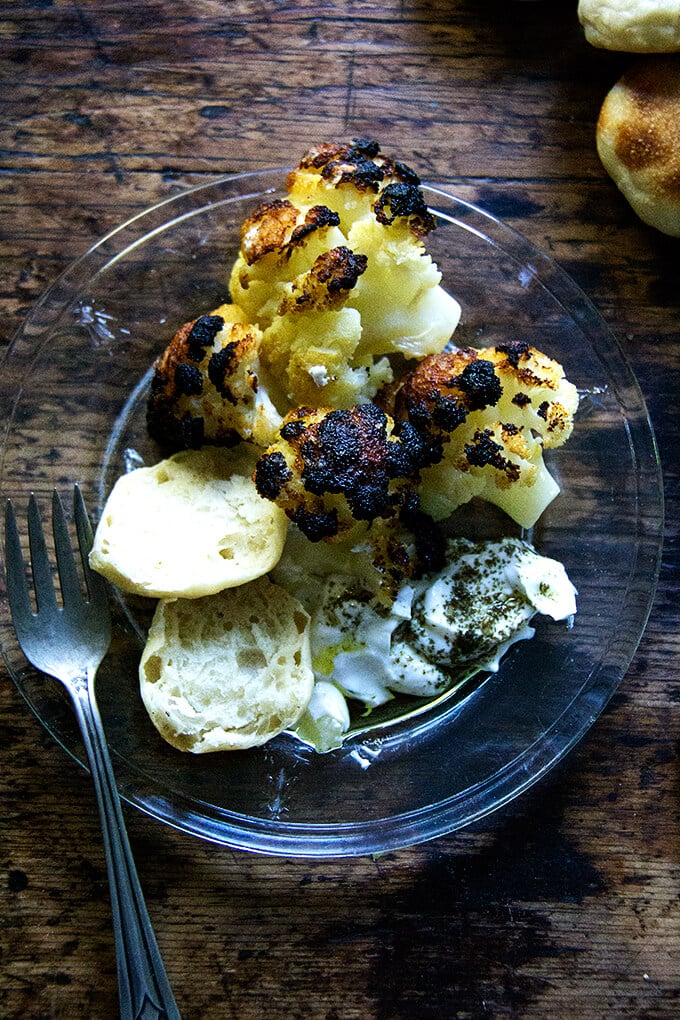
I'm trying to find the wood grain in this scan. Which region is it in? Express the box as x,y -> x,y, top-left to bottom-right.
1,2 -> 678,1018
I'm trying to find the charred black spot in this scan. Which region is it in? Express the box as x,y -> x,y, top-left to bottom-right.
174,362 -> 203,396
324,155 -> 385,190
290,205 -> 341,246
390,419 -> 441,473
302,140 -> 424,203
280,419 -> 308,441
186,315 -> 224,361
254,451 -> 292,500
318,247 -> 368,293
290,505 -> 339,542
299,404 -> 396,521
465,429 -> 514,474
146,397 -> 205,449
537,401 -> 550,421
457,359 -> 502,410
400,396 -> 432,432
391,159 -> 421,186
373,182 -> 435,233
300,406 -> 379,491
351,482 -> 391,519
502,422 -> 521,436
512,392 -> 532,407
350,137 -> 381,159
495,340 -> 531,368
207,344 -> 238,396
432,395 -> 468,433
310,207 -> 341,228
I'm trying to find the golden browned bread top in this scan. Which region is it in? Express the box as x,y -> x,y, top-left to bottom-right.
597,56 -> 680,235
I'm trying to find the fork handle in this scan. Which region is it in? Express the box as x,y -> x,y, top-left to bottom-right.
69,674 -> 181,1020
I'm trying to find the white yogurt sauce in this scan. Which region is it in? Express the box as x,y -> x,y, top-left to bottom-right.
275,534 -> 577,750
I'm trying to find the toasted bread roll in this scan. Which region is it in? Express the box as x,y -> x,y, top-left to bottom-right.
578,0 -> 680,53
90,446 -> 287,598
139,577 -> 314,752
596,56 -> 680,235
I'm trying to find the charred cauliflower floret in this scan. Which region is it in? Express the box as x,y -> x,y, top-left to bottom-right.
147,304 -> 282,451
387,341 -> 579,529
228,139 -> 461,410
260,245 -> 395,408
276,245 -> 368,315
253,402 -> 434,546
232,200 -> 348,328
286,138 -> 436,233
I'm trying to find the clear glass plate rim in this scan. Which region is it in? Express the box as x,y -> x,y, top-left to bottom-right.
0,171 -> 666,857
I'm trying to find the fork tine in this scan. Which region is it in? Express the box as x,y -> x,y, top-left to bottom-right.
27,494 -> 59,613
73,485 -> 107,605
52,489 -> 81,607
73,484 -> 93,562
4,498 -> 34,629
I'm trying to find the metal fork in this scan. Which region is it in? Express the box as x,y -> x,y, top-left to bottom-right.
4,487 -> 181,1020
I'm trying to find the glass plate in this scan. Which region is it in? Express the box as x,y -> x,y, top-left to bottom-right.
0,171 -> 664,858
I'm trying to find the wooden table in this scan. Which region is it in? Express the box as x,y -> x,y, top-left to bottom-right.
1,3 -> 678,1017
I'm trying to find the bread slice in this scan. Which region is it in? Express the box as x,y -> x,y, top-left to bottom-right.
139,577 -> 314,752
90,445 -> 287,598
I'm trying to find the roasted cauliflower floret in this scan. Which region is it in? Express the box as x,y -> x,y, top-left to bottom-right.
286,138 -> 437,233
253,402 -> 433,546
276,245 -> 368,315
259,243 -> 391,406
386,341 -> 579,528
228,139 -> 461,411
231,201 -> 349,328
147,304 -> 282,451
